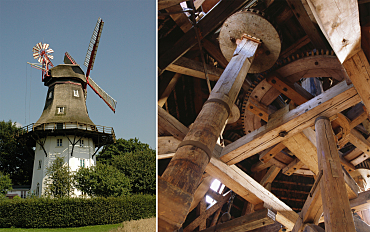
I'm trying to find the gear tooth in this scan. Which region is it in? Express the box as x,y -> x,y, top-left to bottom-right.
331,50 -> 334,55
292,56 -> 296,61
321,49 -> 324,55
326,50 -> 329,55
287,57 -> 291,62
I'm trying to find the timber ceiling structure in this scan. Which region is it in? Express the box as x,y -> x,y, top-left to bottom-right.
158,0 -> 370,231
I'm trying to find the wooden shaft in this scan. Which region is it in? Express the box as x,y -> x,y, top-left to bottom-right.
158,37 -> 260,231
315,117 -> 356,232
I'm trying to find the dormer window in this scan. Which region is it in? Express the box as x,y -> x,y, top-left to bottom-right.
73,90 -> 79,97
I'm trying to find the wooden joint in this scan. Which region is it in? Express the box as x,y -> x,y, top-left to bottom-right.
240,34 -> 262,44
177,140 -> 213,159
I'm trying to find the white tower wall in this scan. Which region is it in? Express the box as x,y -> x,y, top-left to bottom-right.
30,135 -> 95,197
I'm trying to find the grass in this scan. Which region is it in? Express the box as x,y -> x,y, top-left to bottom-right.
0,218 -> 156,232
0,223 -> 122,232
110,218 -> 156,232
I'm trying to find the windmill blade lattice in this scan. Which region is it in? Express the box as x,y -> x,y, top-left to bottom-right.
87,76 -> 117,112
84,17 -> 104,74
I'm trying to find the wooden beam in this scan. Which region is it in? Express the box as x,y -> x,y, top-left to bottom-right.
343,51 -> 370,115
159,0 -> 250,70
158,73 -> 182,107
206,157 -> 299,230
266,74 -> 311,105
183,191 -> 232,232
166,56 -> 224,81
259,143 -> 286,164
286,0 -> 327,49
315,117 -> 356,231
347,128 -> 370,158
305,0 -> 361,63
221,81 -> 361,165
283,132 -> 319,175
280,35 -> 311,59
350,189 -> 370,212
158,136 -> 181,155
202,38 -> 229,68
158,0 -> 184,10
246,98 -> 271,122
282,158 -> 305,176
158,106 -> 189,141
260,165 -> 281,187
165,4 -> 192,33
198,208 -> 276,232
189,175 -> 215,212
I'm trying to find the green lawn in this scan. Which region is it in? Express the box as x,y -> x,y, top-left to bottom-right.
0,223 -> 122,232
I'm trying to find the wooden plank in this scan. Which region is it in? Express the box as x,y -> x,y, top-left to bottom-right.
286,0 -> 327,49
183,191 -> 232,232
259,143 -> 286,164
266,74 -> 309,105
305,0 -> 361,63
198,208 -> 276,232
221,81 -> 361,165
206,157 -> 299,230
202,38 -> 229,68
315,117 -> 356,231
283,132 -> 318,175
166,56 -> 224,82
198,196 -> 207,230
159,0 -> 250,70
158,106 -> 189,141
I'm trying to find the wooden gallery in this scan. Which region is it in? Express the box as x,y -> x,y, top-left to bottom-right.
158,0 -> 370,231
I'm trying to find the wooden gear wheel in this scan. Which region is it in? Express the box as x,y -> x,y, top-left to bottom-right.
219,9 -> 281,74
241,50 -> 347,135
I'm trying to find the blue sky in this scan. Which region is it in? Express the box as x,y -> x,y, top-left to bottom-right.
0,0 -> 156,149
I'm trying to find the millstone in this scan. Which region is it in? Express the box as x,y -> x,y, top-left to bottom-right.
219,10 -> 281,73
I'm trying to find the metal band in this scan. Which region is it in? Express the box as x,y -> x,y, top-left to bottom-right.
204,98 -> 231,117
177,140 -> 213,159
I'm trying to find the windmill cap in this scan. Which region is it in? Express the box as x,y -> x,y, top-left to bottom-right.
44,64 -> 87,85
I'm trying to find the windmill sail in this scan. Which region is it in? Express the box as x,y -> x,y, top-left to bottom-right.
84,17 -> 104,77
87,76 -> 117,113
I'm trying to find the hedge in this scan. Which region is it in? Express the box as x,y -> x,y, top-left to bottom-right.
0,194 -> 155,228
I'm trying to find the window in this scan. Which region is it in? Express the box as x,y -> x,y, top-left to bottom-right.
38,160 -> 42,169
80,159 -> 85,168
48,91 -> 53,99
36,183 -> 40,196
57,139 -> 62,147
73,90 -> 79,97
56,123 -> 63,130
57,107 -> 64,114
79,140 -> 84,147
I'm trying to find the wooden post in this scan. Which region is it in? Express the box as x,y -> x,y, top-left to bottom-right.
158,36 -> 261,231
315,116 -> 356,231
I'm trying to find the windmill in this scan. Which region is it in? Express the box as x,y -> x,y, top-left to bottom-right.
20,18 -> 116,197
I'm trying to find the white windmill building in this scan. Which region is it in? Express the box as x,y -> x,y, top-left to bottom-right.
19,18 -> 116,197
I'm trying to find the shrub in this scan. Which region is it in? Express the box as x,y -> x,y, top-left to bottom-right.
0,194 -> 155,228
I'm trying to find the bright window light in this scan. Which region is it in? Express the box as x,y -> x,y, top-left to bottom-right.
206,179 -> 225,205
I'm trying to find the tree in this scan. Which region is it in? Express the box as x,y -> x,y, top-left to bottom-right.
97,138 -> 151,164
0,172 -> 12,195
0,120 -> 34,185
43,156 -> 74,198
97,138 -> 156,195
74,163 -> 131,197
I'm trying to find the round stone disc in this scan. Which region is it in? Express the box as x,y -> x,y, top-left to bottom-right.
219,10 -> 281,73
